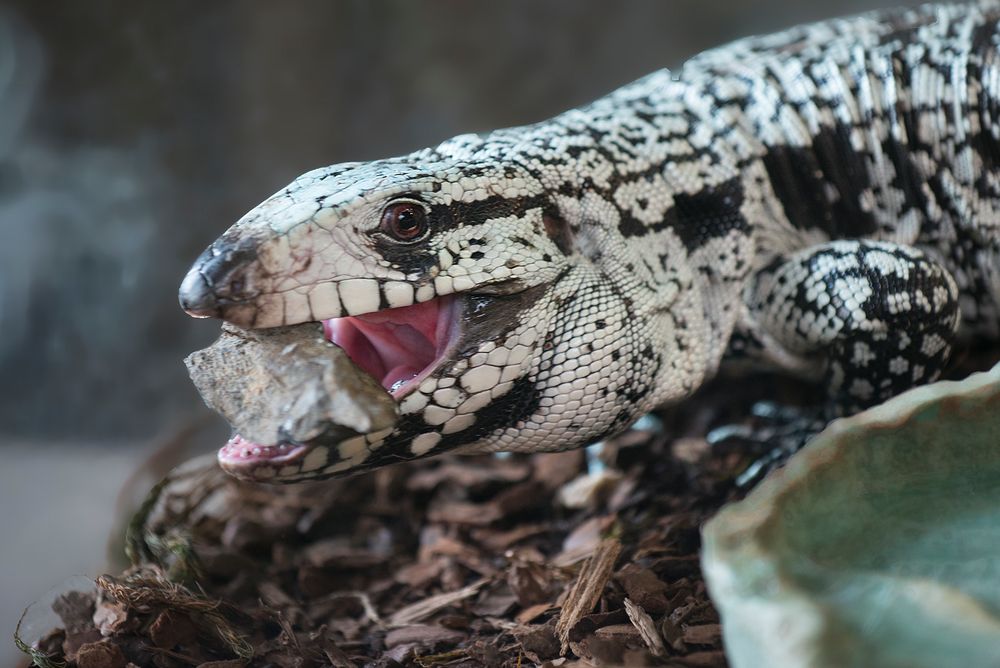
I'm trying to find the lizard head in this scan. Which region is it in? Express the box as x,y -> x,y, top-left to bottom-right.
180,135 -> 582,481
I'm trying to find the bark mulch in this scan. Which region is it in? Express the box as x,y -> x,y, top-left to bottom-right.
16,368 -> 835,668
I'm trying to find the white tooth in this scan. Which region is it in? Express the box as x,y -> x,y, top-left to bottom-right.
252,448 -> 261,456
416,284 -> 436,302
384,281 -> 414,308
283,290 -> 312,324
339,278 -> 380,315
308,282 -> 342,319
242,449 -> 251,457
434,276 -> 454,294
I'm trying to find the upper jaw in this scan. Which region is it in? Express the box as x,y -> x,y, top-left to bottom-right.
180,246 -> 447,330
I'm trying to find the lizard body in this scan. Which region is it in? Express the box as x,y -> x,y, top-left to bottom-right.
181,2 -> 1000,481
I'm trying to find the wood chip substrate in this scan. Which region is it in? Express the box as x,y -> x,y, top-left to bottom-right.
20,372 -> 796,668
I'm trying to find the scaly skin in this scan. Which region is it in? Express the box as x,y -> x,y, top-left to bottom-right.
181,2 -> 1000,482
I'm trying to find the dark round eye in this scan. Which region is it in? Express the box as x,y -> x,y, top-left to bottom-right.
380,201 -> 428,241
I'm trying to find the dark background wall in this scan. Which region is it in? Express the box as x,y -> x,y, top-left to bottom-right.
0,0 -> 921,444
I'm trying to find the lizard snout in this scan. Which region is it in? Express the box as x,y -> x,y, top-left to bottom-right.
178,236 -> 261,322
178,266 -> 219,318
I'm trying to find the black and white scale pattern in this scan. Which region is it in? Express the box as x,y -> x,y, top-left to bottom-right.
181,2 -> 1000,481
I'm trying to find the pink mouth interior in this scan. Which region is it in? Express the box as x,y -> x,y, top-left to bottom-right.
220,434 -> 308,465
324,294 -> 457,396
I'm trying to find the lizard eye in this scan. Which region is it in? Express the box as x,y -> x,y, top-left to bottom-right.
380,201 -> 429,242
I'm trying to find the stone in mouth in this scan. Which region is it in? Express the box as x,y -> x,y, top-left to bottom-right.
218,293 -> 459,467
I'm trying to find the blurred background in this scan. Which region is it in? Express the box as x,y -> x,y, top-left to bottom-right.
1,0 -> 921,660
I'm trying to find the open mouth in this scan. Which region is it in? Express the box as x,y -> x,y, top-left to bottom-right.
324,293 -> 459,397
217,293 -> 460,476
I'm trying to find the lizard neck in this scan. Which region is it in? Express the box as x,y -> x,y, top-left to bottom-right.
559,71 -> 756,389
473,70 -> 757,406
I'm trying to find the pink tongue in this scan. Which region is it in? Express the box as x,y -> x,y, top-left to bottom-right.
323,298 -> 442,392
383,364 -> 423,391
353,321 -> 430,389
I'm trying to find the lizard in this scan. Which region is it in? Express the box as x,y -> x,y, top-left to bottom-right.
179,1 -> 1000,483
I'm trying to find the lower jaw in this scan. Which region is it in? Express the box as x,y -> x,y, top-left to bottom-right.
217,434 -> 311,477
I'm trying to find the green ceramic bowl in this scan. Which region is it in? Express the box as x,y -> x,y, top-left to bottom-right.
703,364 -> 1000,668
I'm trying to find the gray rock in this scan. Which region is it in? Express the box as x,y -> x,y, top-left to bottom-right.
185,323 -> 397,445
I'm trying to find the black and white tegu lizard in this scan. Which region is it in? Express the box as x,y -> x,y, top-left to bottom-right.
180,2 -> 1000,482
